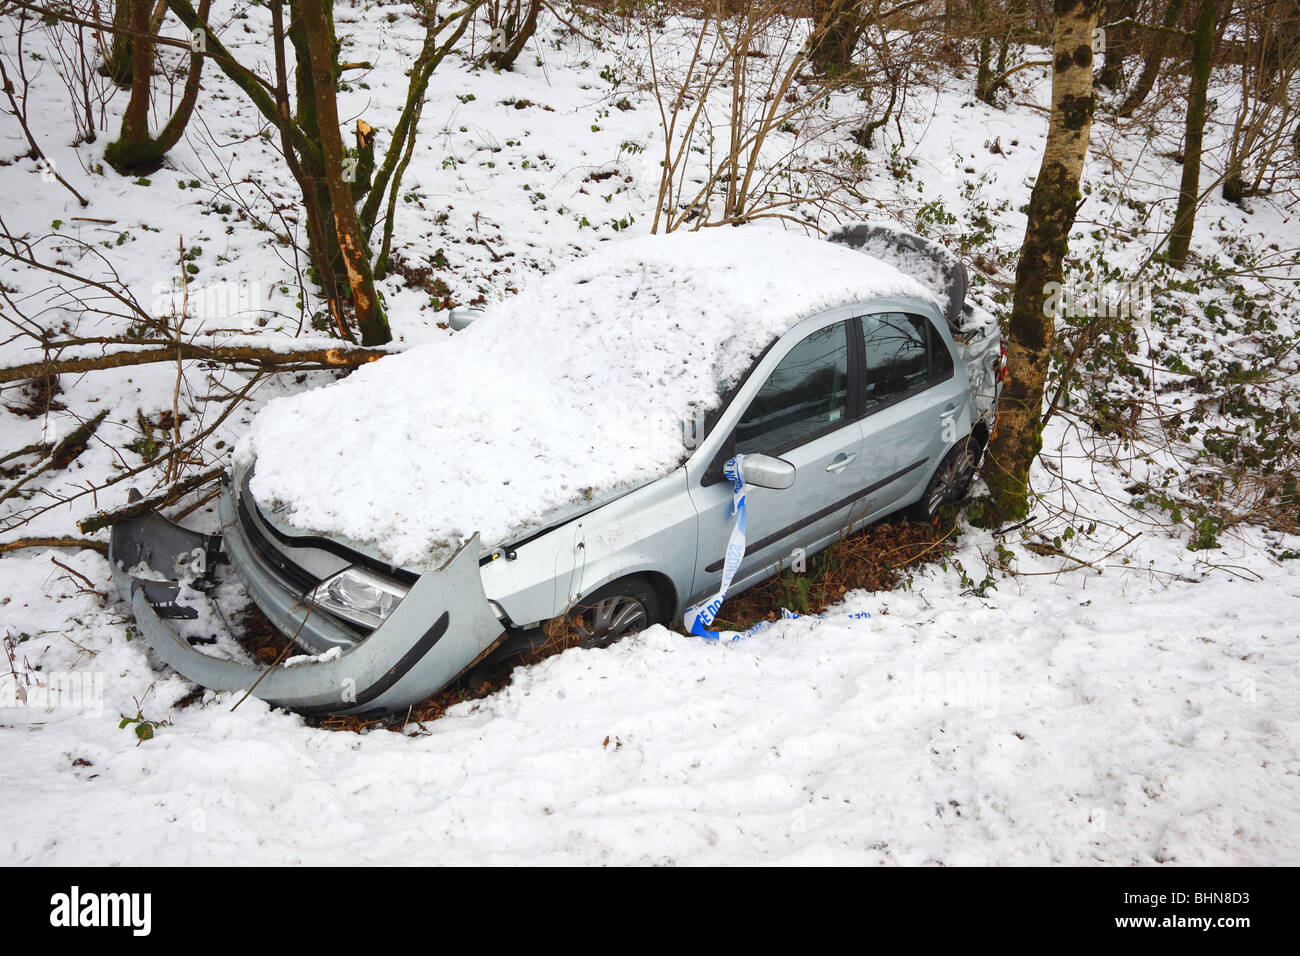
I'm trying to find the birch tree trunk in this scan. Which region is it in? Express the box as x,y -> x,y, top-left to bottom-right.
983,0 -> 1101,521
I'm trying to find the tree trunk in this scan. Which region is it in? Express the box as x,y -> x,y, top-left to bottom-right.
299,0 -> 390,346
289,0 -> 343,297
977,34 -> 997,103
487,0 -> 542,71
1097,0 -> 1133,90
1166,0 -> 1215,268
1222,169 -> 1245,205
983,0 -> 1101,522
105,0 -> 153,168
104,0 -> 208,174
808,0 -> 861,77
1116,0 -> 1187,116
106,0 -> 136,86
269,0 -> 343,335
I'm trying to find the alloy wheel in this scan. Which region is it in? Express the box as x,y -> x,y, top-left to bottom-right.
573,595 -> 649,648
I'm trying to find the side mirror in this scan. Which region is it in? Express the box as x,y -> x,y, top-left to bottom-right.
742,454 -> 795,490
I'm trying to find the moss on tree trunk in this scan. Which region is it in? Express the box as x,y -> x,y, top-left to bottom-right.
104,0 -> 208,174
982,0 -> 1101,523
105,0 -> 137,86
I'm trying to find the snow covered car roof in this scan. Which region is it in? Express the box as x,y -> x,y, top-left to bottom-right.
238,229 -> 938,568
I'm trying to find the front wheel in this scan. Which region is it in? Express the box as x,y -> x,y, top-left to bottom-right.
910,437 -> 979,522
570,575 -> 661,649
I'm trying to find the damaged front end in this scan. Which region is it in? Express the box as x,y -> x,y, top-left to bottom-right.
108,470 -> 506,717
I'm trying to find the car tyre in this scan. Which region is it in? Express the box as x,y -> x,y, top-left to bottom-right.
910,437 -> 979,522
571,575 -> 661,649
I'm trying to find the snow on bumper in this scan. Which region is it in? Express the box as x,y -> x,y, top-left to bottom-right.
108,475 -> 505,717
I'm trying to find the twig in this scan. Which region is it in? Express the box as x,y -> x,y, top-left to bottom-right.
50,555 -> 101,593
0,55 -> 89,207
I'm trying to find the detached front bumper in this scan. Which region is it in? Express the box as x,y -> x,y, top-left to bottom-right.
109,475 -> 506,717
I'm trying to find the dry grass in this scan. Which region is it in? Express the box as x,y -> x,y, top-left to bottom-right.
710,512 -> 957,631
231,606 -> 298,665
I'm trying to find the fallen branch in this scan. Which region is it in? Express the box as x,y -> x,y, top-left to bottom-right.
78,464 -> 225,534
0,344 -> 389,385
0,536 -> 108,556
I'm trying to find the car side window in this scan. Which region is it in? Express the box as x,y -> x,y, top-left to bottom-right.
734,321 -> 850,456
929,316 -> 955,382
861,312 -> 954,413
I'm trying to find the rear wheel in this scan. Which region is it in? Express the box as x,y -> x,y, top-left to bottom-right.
910,437 -> 979,522
571,575 -> 661,649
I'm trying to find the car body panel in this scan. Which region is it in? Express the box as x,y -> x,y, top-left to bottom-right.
111,481 -> 505,717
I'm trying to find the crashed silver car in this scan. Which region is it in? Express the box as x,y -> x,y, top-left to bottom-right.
111,225 -> 1003,717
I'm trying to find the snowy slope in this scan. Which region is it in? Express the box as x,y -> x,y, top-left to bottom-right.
1,3 -> 1298,865
1,508 -> 1296,865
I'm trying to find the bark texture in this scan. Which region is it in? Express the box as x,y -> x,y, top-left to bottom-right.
983,0 -> 1101,521
299,0 -> 390,345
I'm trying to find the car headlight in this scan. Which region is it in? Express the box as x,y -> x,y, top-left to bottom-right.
307,567 -> 410,630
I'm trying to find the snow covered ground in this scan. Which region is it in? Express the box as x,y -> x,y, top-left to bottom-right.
3,483 -> 1297,865
2,5 -> 1298,864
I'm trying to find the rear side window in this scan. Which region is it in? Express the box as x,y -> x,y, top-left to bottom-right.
735,321 -> 850,455
929,318 -> 955,382
861,312 -> 954,412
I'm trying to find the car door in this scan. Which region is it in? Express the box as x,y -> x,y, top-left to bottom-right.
685,316 -> 870,604
850,310 -> 969,524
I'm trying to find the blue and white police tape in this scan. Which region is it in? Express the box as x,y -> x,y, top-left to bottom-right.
683,455 -> 747,640
682,454 -> 871,642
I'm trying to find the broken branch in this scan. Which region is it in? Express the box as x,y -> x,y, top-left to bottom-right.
0,343 -> 390,385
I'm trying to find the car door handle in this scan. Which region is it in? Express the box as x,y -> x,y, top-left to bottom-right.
826,453 -> 856,473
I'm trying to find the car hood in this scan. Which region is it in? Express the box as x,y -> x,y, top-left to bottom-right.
247,458 -> 638,572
